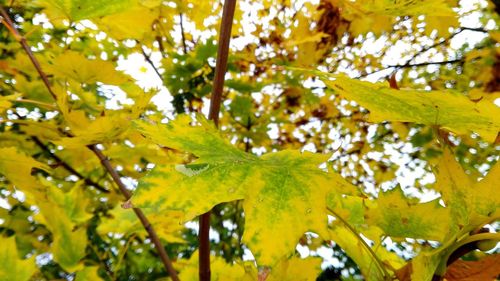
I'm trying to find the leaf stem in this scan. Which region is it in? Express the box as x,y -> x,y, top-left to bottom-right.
0,6 -> 180,280
199,0 -> 237,280
327,206 -> 391,280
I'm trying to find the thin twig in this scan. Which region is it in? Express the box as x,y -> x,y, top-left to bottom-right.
138,44 -> 163,81
199,0 -> 237,280
31,136 -> 110,193
357,28 -> 465,78
386,58 -> 464,68
0,6 -> 180,280
179,13 -> 188,55
0,7 -> 58,103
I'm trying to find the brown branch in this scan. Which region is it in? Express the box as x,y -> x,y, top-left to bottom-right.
138,44 -> 164,81
199,0 -> 237,280
386,58 -> 464,68
89,146 -> 180,281
0,6 -> 180,280
357,28 -> 465,78
0,7 -> 58,102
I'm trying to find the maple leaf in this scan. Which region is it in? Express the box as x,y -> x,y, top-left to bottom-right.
45,51 -> 130,86
313,73 -> 500,142
75,266 -> 103,281
0,237 -> 37,281
396,150 -> 500,281
37,0 -> 133,21
132,114 -> 353,266
367,188 -> 450,242
98,206 -> 185,243
0,147 -> 49,192
33,179 -> 91,272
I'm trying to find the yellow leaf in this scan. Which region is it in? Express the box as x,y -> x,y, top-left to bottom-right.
0,237 -> 37,281
45,51 -> 130,85
97,3 -> 161,39
0,94 -> 21,114
174,251 -> 246,281
0,147 -> 49,192
56,114 -> 131,148
316,73 -> 500,142
98,206 -> 185,243
266,256 -> 322,281
329,224 -> 404,281
425,16 -> 459,36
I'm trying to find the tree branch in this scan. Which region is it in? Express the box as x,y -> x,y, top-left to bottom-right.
31,136 -> 110,193
386,58 -> 464,68
0,6 -> 180,280
0,8 -> 58,103
357,28 -> 466,78
89,146 -> 180,281
139,44 -> 164,81
199,0 -> 237,280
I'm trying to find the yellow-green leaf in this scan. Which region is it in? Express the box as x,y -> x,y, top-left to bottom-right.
98,206 -> 185,243
474,161 -> 500,217
132,114 -> 351,266
367,188 -> 450,242
37,0 -> 134,21
0,237 -> 37,281
434,149 -> 473,229
0,147 -> 49,191
75,266 -> 103,281
320,74 -> 500,142
265,255 -> 322,281
329,225 -> 404,281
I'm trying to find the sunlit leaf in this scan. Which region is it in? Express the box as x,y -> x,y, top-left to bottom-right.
317,74 -> 500,142
367,188 -> 450,242
132,114 -> 353,266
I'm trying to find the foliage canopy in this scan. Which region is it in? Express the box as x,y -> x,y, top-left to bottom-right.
0,0 -> 499,280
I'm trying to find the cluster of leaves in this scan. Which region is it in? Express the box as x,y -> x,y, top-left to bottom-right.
0,0 -> 499,280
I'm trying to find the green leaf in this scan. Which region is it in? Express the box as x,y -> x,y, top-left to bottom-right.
132,114 -> 353,266
75,266 -> 103,281
38,205 -> 87,272
0,237 -> 37,281
311,73 -> 500,142
35,181 -> 90,272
